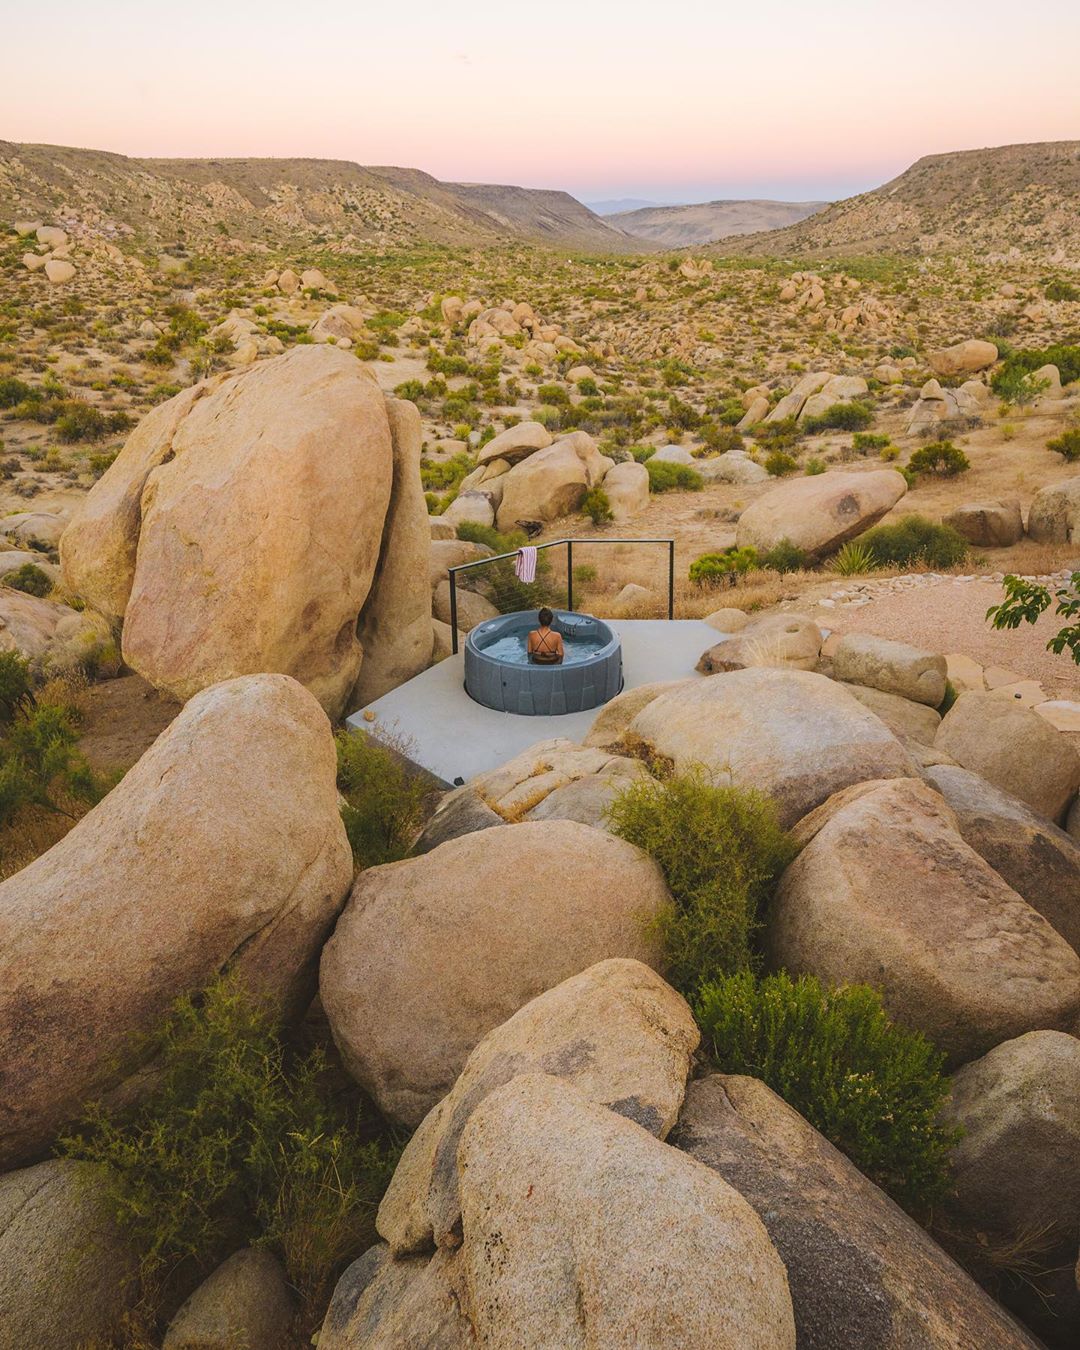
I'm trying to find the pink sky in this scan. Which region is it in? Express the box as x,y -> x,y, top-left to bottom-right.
4,0 -> 1077,202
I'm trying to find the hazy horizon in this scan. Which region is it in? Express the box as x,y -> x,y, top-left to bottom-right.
4,0 -> 1077,206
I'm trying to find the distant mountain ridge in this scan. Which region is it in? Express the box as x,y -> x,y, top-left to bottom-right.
0,143 -> 641,253
722,141 -> 1080,260
611,198 -> 829,247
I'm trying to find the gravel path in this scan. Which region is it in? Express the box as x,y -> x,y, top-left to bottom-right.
809,578 -> 1080,701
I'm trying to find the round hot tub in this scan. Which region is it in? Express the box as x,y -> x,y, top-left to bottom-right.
464,610 -> 622,715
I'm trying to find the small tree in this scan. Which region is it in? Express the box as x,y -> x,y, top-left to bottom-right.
987,572 -> 1080,665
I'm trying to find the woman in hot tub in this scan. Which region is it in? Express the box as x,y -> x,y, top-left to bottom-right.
527,608 -> 564,665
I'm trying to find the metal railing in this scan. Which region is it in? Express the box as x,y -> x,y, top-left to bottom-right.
447,537 -> 676,654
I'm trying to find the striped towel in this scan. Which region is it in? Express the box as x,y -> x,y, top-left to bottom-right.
514,546 -> 537,583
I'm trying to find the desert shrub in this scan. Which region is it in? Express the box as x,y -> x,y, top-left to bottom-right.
699,424 -> 745,454
804,457 -> 826,475
764,450 -> 798,476
577,376 -> 599,396
760,539 -> 807,573
89,450 -> 119,477
605,772 -> 794,991
420,451 -> 473,495
3,561 -> 51,597
630,444 -> 656,462
453,522 -> 560,613
645,459 -> 703,493
61,977 -> 397,1336
860,515 -> 968,569
689,546 -> 759,587
55,403 -> 111,443
694,971 -> 959,1210
455,521 -> 524,553
830,540 -> 880,576
803,401 -> 874,433
581,487 -> 613,525
753,417 -> 802,451
1044,279 -> 1079,302
0,690 -> 105,830
336,729 -> 431,869
907,440 -> 969,477
852,431 -> 891,452
0,651 -> 35,723
1048,428 -> 1080,462
991,366 -> 1049,408
0,375 -> 32,408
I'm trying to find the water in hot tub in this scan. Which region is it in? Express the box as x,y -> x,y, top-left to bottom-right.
482,630 -> 610,666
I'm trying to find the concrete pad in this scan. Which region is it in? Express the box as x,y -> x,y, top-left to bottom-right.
346,620 -> 717,786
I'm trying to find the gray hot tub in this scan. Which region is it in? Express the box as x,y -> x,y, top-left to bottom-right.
464,610 -> 622,715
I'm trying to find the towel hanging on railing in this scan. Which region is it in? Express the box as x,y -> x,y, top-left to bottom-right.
514,546 -> 537,583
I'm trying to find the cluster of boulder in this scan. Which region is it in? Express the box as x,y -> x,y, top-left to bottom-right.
450,295 -> 591,366
943,475 -> 1080,548
16,222 -> 78,284
776,272 -> 894,333
259,266 -> 336,297
762,369 -> 870,425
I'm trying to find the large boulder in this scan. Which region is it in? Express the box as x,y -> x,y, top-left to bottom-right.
454,1074 -> 796,1347
1027,478 -> 1080,544
627,669 -> 916,828
0,589 -> 117,677
673,1075 -> 1041,1349
946,1031 -> 1080,1244
162,1247 -> 295,1349
0,674 -> 352,1169
926,764 -> 1080,953
942,500 -> 1023,547
62,346 -> 421,718
583,677 -> 695,751
0,1160 -> 138,1350
735,469 -> 907,560
476,420 -> 551,467
832,632 -> 947,706
602,459 -> 650,521
377,959 -> 699,1254
351,398 -> 434,705
319,819 -> 671,1126
319,1246 -> 469,1350
495,433 -> 612,532
935,692 -> 1080,823
769,777 -> 1080,1063
927,339 -> 998,377
839,682 -> 942,745
696,613 -> 822,674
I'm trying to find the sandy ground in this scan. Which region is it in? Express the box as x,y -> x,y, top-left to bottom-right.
78,673 -> 181,772
811,578 -> 1080,701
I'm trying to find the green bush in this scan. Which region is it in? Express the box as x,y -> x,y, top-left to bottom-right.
907,440 -> 969,477
753,417 -> 802,451
0,376 -> 32,408
803,401 -> 874,434
55,403 -> 111,443
689,547 -> 759,587
990,343 -> 1080,393
605,772 -> 795,991
0,651 -> 34,724
420,451 -> 474,503
0,692 -> 106,830
852,432 -> 891,452
61,978 -> 397,1335
1044,279 -> 1079,302
990,366 -> 1048,408
581,487 -> 613,525
804,457 -> 826,475
760,539 -> 807,574
1048,428 -> 1080,462
860,515 -> 968,569
3,562 -> 51,597
694,971 -> 960,1211
336,729 -> 431,869
699,424 -> 745,454
764,450 -> 798,476
830,540 -> 880,576
453,522 -> 560,613
645,459 -> 703,493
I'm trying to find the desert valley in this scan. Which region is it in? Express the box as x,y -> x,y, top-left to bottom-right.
1,123 -> 1080,1350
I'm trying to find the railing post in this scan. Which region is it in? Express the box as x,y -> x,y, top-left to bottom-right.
450,569 -> 459,655
566,540 -> 574,613
668,540 -> 675,620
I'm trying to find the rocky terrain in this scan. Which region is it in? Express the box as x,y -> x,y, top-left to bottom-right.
611,198 -> 829,247
1,137 -> 1080,1349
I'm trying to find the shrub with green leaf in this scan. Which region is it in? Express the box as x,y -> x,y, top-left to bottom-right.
992,343 -> 1080,387
646,459 -> 704,493
987,570 -> 1080,665
1048,428 -> 1080,462
336,729 -> 432,868
764,450 -> 799,476
990,364 -> 1051,408
689,546 -> 759,587
803,400 -> 874,434
830,540 -> 880,576
61,977 -> 397,1336
907,440 -> 969,477
760,538 -> 807,574
605,772 -> 794,991
859,515 -> 968,569
3,562 -> 51,597
581,487 -> 614,525
693,971 -> 960,1211
852,432 -> 891,452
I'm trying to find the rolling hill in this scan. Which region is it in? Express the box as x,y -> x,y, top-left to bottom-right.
0,143 -> 639,253
723,142 -> 1080,260
611,198 -> 828,247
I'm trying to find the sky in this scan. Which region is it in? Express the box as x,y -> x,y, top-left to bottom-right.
3,0 -> 1078,205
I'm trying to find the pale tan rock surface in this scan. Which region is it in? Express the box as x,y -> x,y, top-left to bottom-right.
495,434 -> 611,531
697,613 -> 822,674
673,1075 -> 1041,1349
583,677 -> 695,750
377,959 -> 699,1254
455,1074 -> 796,1348
0,674 -> 352,1169
628,669 -> 916,827
769,778 -> 1080,1063
942,500 -> 1023,547
476,419 -> 551,467
735,469 -> 907,559
319,820 -> 671,1126
0,1160 -> 138,1350
935,692 -> 1080,822
118,347 -> 394,717
927,339 -> 998,376
839,682 -> 942,745
319,1246 -> 469,1349
162,1247 -> 295,1350
602,459 -> 650,521
351,398 -> 434,706
1026,477 -> 1080,544
946,1031 -> 1080,1240
832,632 -> 948,706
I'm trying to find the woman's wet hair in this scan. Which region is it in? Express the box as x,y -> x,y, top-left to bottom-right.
538,607 -> 554,627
